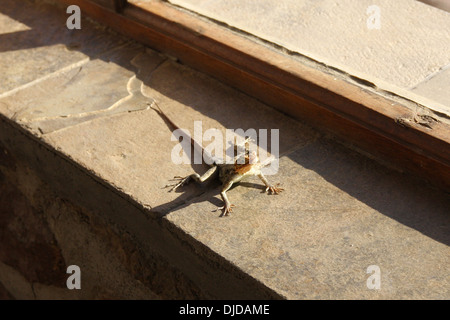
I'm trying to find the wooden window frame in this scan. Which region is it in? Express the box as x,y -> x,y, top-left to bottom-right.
58,0 -> 450,191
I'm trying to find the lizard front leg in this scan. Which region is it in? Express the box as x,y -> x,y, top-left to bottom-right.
218,180 -> 235,217
165,165 -> 218,192
257,173 -> 284,194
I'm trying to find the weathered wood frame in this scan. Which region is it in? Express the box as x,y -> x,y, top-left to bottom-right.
58,0 -> 450,191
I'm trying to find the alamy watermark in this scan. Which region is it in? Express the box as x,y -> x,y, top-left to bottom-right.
366,5 -> 381,30
366,265 -> 381,290
170,121 -> 280,175
66,265 -> 81,290
66,5 -> 81,30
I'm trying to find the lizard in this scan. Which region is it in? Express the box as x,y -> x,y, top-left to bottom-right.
151,101 -> 284,216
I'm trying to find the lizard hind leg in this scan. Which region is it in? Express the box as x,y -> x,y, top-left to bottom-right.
164,175 -> 195,192
164,165 -> 218,192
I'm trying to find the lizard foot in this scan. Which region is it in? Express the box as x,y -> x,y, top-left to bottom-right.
164,175 -> 191,192
265,183 -> 284,195
217,204 -> 235,217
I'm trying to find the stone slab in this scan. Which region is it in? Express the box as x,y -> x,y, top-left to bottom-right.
169,0 -> 450,114
0,47 -> 166,134
0,0 -> 140,96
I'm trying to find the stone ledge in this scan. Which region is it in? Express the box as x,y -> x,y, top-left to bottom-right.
0,0 -> 449,299
0,114 -> 281,299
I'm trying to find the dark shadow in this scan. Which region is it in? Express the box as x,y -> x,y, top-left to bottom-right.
286,138 -> 450,246
417,0 -> 450,13
151,176 -> 264,218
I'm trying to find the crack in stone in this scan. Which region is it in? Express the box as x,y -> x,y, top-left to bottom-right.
0,58 -> 90,101
27,52 -> 169,135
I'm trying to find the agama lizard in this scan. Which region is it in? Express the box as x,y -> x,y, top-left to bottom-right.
152,101 -> 284,216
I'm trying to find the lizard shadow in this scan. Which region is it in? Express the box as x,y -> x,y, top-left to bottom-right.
152,105 -> 268,216
285,137 -> 450,246
153,171 -> 265,217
